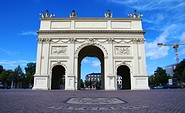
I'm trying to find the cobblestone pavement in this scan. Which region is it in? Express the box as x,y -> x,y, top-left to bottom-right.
0,89 -> 185,113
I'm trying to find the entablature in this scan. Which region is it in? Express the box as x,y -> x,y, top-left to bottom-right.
39,18 -> 143,31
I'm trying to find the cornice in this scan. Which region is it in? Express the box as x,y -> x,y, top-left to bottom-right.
37,30 -> 146,34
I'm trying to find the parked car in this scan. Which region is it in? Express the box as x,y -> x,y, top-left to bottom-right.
166,85 -> 181,89
0,83 -> 6,89
153,85 -> 164,89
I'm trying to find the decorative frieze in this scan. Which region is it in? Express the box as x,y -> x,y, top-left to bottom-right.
51,46 -> 67,55
37,38 -> 145,44
49,38 -> 144,44
115,46 -> 130,55
106,38 -> 114,43
68,38 -> 77,43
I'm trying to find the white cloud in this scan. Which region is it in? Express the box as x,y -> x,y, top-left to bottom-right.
0,60 -> 35,70
92,60 -> 100,67
82,58 -> 89,63
145,42 -> 169,60
82,57 -> 100,67
145,24 -> 178,59
180,49 -> 185,56
108,0 -> 184,11
180,32 -> 185,43
0,47 -> 19,56
19,31 -> 37,36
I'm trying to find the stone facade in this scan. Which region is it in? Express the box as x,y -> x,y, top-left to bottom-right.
32,15 -> 149,90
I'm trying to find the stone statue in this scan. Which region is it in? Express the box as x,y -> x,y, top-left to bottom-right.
133,10 -> 137,18
128,10 -> 142,18
70,10 -> 77,18
105,10 -> 112,18
45,10 -> 49,17
40,10 -> 55,18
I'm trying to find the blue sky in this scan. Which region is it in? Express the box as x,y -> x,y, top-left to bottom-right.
0,0 -> 185,79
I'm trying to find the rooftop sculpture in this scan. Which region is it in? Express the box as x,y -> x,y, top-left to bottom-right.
40,10 -> 55,18
128,10 -> 142,18
39,9 -> 142,19
70,10 -> 77,18
105,10 -> 112,18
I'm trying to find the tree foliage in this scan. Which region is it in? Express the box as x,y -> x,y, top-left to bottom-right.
149,67 -> 169,86
154,67 -> 169,86
0,65 -> 4,74
0,63 -> 36,88
173,59 -> 185,83
25,63 -> 36,86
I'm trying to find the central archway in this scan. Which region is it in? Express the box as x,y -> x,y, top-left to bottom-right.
78,45 -> 104,90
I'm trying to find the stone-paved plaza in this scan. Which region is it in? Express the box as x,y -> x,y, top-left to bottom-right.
0,89 -> 185,113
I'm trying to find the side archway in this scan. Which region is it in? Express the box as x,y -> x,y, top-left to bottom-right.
51,65 -> 65,90
117,65 -> 131,90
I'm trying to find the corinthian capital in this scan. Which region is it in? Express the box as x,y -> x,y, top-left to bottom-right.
37,38 -> 43,43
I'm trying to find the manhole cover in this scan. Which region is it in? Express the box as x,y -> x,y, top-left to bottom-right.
66,97 -> 126,104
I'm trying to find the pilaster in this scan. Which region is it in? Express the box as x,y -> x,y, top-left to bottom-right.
35,38 -> 43,74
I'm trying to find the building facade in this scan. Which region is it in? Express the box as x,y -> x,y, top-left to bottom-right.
32,10 -> 149,90
85,73 -> 101,89
85,73 -> 101,82
164,64 -> 177,76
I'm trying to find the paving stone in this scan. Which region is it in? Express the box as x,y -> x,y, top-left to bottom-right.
0,89 -> 185,113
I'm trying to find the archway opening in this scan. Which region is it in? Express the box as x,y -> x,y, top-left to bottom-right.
117,65 -> 131,90
78,45 -> 104,90
81,57 -> 101,90
51,65 -> 65,90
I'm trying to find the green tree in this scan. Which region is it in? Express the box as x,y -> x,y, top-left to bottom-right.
149,75 -> 156,87
85,80 -> 90,88
0,65 -> 4,74
80,79 -> 84,88
173,59 -> 185,83
14,65 -> 23,88
0,71 -> 8,84
25,63 -> 36,87
154,67 -> 169,86
6,70 -> 14,86
0,69 -> 14,87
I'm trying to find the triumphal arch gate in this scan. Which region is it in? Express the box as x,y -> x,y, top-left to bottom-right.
33,10 -> 149,90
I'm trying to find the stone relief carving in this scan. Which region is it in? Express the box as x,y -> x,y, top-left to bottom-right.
106,38 -> 114,43
68,38 -> 77,43
52,46 -> 67,55
37,38 -> 145,44
86,38 -> 96,44
115,46 -> 130,55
